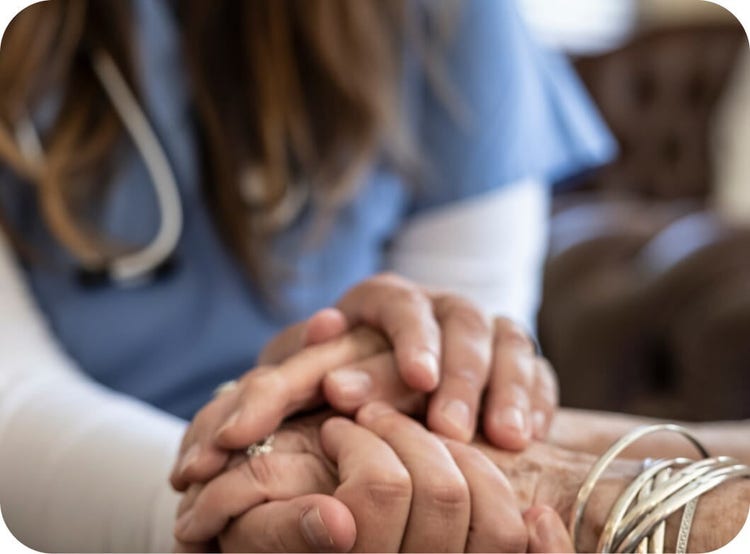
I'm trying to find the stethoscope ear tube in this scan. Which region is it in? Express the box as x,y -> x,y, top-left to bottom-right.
14,50 -> 184,287
89,50 -> 184,285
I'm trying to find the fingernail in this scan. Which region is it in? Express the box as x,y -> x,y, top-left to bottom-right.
358,401 -> 393,424
300,506 -> 334,551
179,443 -> 201,475
532,509 -> 557,545
174,508 -> 194,539
496,406 -> 526,435
328,369 -> 372,400
215,410 -> 240,438
414,350 -> 439,387
442,399 -> 470,434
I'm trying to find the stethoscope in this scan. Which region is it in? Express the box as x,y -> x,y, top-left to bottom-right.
14,50 -> 183,286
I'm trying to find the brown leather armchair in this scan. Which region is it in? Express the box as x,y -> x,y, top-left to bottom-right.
538,23 -> 749,421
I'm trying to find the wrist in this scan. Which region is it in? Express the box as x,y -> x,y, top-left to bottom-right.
536,448 -> 750,553
474,438 -> 641,551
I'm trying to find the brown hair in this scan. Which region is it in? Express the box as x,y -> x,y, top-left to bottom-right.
0,0 -> 433,285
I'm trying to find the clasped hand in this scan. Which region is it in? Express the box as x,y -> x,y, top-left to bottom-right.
169,274 -> 564,552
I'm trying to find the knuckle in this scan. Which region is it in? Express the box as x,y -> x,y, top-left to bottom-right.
423,474 -> 470,512
445,300 -> 491,336
448,364 -> 485,390
493,317 -> 534,352
499,382 -> 531,410
388,285 -> 425,309
362,468 -> 413,505
495,350 -> 536,389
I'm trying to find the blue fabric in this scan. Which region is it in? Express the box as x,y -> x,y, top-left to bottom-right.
6,0 -> 615,420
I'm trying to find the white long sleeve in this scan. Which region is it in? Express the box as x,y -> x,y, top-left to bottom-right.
388,178 -> 550,331
0,233 -> 186,553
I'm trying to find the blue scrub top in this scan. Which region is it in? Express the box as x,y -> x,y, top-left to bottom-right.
3,0 -> 615,419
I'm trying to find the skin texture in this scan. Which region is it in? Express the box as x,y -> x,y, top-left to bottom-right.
174,407 -> 529,553
171,274 -> 559,494
168,276 -> 749,552
174,408 -> 750,553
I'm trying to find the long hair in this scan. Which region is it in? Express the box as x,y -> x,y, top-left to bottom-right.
0,0 -> 434,286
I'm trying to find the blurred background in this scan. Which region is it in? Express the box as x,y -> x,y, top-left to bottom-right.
521,0 -> 750,421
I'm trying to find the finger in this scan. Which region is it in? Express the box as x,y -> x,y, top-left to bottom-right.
174,444 -> 337,543
258,308 -> 350,365
356,402 -> 471,553
322,352 -> 424,415
483,317 -> 536,451
220,495 -> 356,553
214,327 -> 388,449
173,328 -> 389,487
443,440 -> 528,553
176,483 -> 204,519
336,273 -> 442,391
530,358 -> 559,440
173,484 -> 215,553
170,390 -> 240,491
320,416 -> 412,552
426,294 -> 492,442
524,505 -> 575,553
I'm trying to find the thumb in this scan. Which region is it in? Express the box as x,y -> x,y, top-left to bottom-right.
219,494 -> 357,553
524,505 -> 575,553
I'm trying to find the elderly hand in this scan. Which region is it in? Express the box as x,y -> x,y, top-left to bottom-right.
174,403 -> 532,553
171,273 -> 558,491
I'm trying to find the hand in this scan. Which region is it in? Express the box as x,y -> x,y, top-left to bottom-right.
172,274 -> 558,490
170,325 -> 388,491
333,273 -> 558,450
174,404 -> 529,552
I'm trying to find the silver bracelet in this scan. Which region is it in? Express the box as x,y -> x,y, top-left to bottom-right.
616,459 -> 750,553
569,423 -> 750,553
569,423 -> 709,550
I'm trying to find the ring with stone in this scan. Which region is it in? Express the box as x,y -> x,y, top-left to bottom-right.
246,434 -> 275,458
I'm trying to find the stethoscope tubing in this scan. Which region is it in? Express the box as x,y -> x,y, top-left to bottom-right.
13,49 -> 184,286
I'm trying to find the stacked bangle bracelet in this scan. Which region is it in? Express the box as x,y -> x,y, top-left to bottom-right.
569,423 -> 750,553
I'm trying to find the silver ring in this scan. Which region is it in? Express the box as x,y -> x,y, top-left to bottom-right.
213,380 -> 239,398
246,434 -> 275,458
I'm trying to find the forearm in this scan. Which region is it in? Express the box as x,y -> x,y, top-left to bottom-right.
1,377 -> 186,552
551,408 -> 750,465
0,232 -> 185,552
475,439 -> 750,552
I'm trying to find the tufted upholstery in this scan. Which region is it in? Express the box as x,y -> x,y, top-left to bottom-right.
574,24 -> 745,201
538,23 -> 749,421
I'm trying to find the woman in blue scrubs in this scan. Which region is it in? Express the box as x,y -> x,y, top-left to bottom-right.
0,0 -> 613,551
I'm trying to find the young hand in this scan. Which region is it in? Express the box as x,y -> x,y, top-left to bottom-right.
174,404 -> 531,553
171,273 -> 559,490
